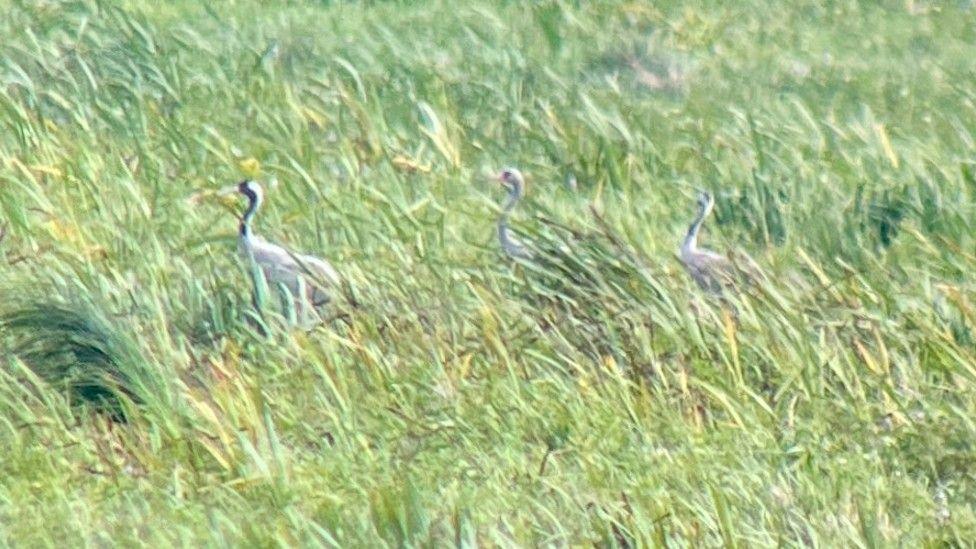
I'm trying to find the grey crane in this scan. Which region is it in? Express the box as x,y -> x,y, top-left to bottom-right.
680,191 -> 736,294
224,180 -> 340,314
496,168 -> 534,260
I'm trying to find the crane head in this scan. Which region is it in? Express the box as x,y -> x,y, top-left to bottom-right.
696,190 -> 714,214
230,180 -> 263,206
497,167 -> 525,197
237,179 -> 261,196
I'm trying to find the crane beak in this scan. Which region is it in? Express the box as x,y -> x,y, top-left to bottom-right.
186,187 -> 237,211
203,185 -> 242,214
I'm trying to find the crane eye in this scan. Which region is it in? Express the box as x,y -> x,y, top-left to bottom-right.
502,170 -> 512,179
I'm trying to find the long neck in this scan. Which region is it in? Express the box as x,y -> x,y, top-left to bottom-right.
497,189 -> 520,241
682,204 -> 708,254
240,192 -> 261,240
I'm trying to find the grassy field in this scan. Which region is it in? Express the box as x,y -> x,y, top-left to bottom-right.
1,0 -> 975,545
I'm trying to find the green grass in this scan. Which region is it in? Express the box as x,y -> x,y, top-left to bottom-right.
1,0 -> 975,545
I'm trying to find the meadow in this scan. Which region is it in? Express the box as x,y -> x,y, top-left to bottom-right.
1,0 -> 975,545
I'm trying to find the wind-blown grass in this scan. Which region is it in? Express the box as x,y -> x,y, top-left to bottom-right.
3,300 -> 147,421
0,0 -> 975,545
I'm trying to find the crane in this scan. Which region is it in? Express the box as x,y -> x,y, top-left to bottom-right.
680,191 -> 737,295
224,180 -> 340,318
496,168 -> 534,260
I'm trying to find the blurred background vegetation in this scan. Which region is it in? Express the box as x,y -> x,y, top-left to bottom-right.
0,0 -> 974,545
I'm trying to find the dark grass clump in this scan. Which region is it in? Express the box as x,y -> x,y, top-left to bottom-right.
1,301 -> 150,422
510,207 -> 669,365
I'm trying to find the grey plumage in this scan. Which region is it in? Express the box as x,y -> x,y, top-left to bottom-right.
680,191 -> 736,294
230,180 -> 340,311
496,168 -> 534,260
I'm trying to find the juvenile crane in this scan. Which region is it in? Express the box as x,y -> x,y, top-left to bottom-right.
680,191 -> 736,294
491,167 -> 657,364
497,168 -> 533,260
225,180 -> 340,313
494,167 -> 625,292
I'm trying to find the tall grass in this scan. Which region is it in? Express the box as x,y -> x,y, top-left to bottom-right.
0,0 -> 975,545
3,299 -> 151,421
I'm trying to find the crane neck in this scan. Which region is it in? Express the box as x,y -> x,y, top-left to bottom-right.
501,187 -> 521,216
498,187 -> 521,239
682,204 -> 709,254
497,218 -> 512,247
240,189 -> 262,240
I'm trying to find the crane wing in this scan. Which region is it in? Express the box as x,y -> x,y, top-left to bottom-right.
292,253 -> 341,287
682,251 -> 735,294
242,235 -> 340,309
